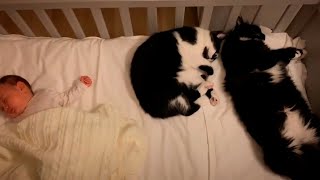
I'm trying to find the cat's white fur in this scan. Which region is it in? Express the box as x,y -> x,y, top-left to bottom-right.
264,63 -> 284,83
174,27 -> 217,86
169,95 -> 188,113
263,50 -> 317,153
281,107 -> 319,154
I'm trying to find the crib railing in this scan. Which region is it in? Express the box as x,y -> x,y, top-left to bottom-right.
0,0 -> 319,38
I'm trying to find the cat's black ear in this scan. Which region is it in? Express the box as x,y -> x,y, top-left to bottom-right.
236,16 -> 244,26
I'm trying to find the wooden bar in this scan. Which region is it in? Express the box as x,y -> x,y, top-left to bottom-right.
119,7 -> 133,36
90,8 -> 110,38
62,8 -> 85,38
147,7 -> 158,34
224,6 -> 242,31
274,5 -> 302,32
34,9 -> 61,37
253,4 -> 288,29
0,24 -> 8,34
209,6 -> 230,31
5,9 -> 35,36
0,0 -> 319,10
200,6 -> 213,29
286,5 -> 318,37
175,6 -> 185,28
240,5 -> 260,23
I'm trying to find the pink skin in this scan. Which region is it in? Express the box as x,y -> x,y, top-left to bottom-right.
80,76 -> 92,87
210,96 -> 218,106
0,82 -> 33,118
203,82 -> 219,106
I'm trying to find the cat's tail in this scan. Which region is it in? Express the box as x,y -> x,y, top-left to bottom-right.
263,143 -> 320,180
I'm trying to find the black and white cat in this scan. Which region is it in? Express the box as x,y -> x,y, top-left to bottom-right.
130,27 -> 223,118
220,17 -> 320,180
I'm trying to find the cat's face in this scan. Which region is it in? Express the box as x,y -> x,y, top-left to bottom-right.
233,17 -> 265,41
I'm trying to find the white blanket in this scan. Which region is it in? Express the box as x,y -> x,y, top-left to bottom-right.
0,27 -> 308,180
0,104 -> 147,180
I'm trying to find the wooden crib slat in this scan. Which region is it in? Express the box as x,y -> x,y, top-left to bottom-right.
209,6 -> 231,31
147,7 -> 158,34
175,7 -> 185,28
286,5 -> 318,38
62,8 -> 85,39
253,4 -> 288,30
0,24 -> 8,34
34,9 -> 61,37
274,5 -> 302,32
5,9 -> 35,37
224,6 -> 242,31
90,8 -> 110,38
200,6 -> 213,29
119,7 -> 133,36
240,5 -> 260,23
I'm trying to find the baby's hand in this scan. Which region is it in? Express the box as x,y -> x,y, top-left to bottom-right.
80,76 -> 92,87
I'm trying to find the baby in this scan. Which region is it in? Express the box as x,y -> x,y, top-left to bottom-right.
0,75 -> 92,122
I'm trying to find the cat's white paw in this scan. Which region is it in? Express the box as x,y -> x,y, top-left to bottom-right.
198,81 -> 214,95
294,49 -> 303,59
209,90 -> 219,106
204,82 -> 214,89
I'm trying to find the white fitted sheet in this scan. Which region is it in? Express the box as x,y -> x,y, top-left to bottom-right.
0,28 -> 308,180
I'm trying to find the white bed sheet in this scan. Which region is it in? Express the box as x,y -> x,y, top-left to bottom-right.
0,29 -> 307,180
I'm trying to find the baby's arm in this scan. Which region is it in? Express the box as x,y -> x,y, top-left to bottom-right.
57,76 -> 92,106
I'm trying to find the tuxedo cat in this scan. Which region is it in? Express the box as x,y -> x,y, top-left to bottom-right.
220,17 -> 320,180
130,27 -> 223,118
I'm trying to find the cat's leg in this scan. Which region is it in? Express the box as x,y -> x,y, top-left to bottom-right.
176,84 -> 204,116
181,103 -> 201,116
181,81 -> 217,116
197,81 -> 214,97
259,48 -> 303,71
182,81 -> 213,103
205,89 -> 219,106
269,47 -> 303,65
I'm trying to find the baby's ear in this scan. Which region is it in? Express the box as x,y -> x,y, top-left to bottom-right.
16,81 -> 27,92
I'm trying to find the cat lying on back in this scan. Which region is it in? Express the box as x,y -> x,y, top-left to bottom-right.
130,27 -> 224,118
220,17 -> 320,180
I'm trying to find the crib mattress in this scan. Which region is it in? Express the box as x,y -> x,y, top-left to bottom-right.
0,28 -> 307,180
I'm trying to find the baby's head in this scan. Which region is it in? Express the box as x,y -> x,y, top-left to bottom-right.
0,75 -> 33,118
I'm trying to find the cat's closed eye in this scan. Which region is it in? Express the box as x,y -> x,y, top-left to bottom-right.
212,52 -> 218,60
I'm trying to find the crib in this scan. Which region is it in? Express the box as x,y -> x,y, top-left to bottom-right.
0,0 -> 319,180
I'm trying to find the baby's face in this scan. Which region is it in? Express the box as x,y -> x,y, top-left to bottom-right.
0,82 -> 32,118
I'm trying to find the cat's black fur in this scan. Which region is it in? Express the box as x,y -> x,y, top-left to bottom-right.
130,27 -> 223,118
220,17 -> 320,180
